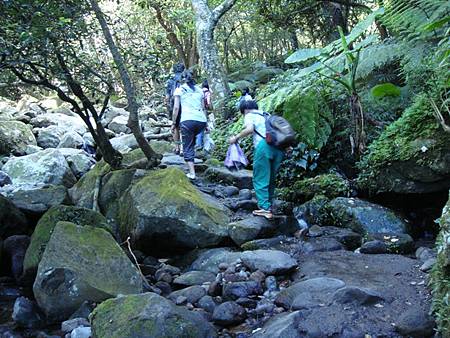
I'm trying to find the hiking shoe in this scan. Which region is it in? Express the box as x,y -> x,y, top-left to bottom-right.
186,173 -> 196,180
252,209 -> 273,220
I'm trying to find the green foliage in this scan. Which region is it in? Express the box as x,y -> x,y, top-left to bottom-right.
280,173 -> 351,202
370,83 -> 401,98
430,193 -> 450,336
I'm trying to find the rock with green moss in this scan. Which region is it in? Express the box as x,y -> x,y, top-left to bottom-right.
365,233 -> 414,254
119,167 -> 230,255
23,205 -> 112,280
91,292 -> 217,338
293,195 -> 332,228
431,190 -> 450,336
290,174 -> 350,202
0,195 -> 29,238
0,121 -> 36,156
357,95 -> 450,194
2,149 -> 76,188
33,221 -> 142,321
328,197 -> 408,235
254,67 -> 283,84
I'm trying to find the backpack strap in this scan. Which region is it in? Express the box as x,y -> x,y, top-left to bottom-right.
249,112 -> 267,139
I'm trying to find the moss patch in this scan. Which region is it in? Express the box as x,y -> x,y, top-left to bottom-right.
282,173 -> 350,202
23,205 -> 111,279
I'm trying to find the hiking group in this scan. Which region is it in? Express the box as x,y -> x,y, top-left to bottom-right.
165,63 -> 296,220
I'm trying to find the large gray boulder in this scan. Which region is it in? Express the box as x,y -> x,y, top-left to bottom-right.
0,121 -> 37,156
33,221 -> 142,321
2,149 -> 76,188
251,311 -> 303,338
118,167 -> 230,255
30,113 -> 86,136
108,115 -> 130,134
91,292 -> 217,338
189,248 -> 242,274
58,148 -> 95,178
57,131 -> 84,149
328,197 -> 408,235
36,125 -> 66,148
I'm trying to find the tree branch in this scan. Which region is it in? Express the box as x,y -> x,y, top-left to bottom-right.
212,0 -> 237,27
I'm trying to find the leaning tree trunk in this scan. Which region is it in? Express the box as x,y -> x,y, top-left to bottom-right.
90,0 -> 160,167
191,0 -> 236,115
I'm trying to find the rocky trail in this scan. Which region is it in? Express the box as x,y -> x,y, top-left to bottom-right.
0,97 -> 440,338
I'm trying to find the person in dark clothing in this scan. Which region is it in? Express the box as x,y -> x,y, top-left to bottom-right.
166,63 -> 185,154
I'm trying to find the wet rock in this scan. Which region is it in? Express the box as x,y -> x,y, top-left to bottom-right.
328,197 -> 408,235
154,281 -> 171,295
2,149 -> 76,188
275,277 -> 345,310
12,296 -> 45,329
118,168 -> 230,255
212,301 -> 246,326
173,271 -> 216,287
168,285 -> 206,305
249,270 -> 266,283
61,318 -> 90,333
293,195 -> 331,228
360,240 -> 388,254
91,292 -> 216,338
33,222 -> 142,321
222,281 -> 263,300
229,199 -> 258,211
208,281 -> 222,297
332,286 -> 384,305
316,226 -> 362,250
0,195 -> 29,238
3,235 -> 30,281
240,250 -> 297,275
198,295 -> 216,313
395,308 -> 435,337
205,167 -> 253,189
251,311 -> 302,338
265,276 -> 277,292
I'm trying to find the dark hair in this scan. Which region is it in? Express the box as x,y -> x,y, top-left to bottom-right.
239,99 -> 258,114
173,63 -> 185,74
181,70 -> 196,91
242,87 -> 250,95
202,80 -> 209,89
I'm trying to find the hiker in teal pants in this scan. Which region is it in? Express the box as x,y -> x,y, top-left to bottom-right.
229,99 -> 284,220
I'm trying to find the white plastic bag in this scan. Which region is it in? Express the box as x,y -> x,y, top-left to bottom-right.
203,133 -> 215,153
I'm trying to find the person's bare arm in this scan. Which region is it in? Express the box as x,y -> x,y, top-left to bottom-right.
228,125 -> 254,144
171,96 -> 180,131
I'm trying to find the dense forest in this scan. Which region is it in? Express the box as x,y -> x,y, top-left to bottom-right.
0,0 -> 449,337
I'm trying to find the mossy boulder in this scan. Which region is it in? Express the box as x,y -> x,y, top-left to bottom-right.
357,95 -> 450,194
2,149 -> 76,188
232,80 -> 255,92
431,190 -> 450,336
293,195 -> 332,228
204,167 -> 253,189
23,205 -> 112,280
288,174 -> 350,203
0,195 -> 29,238
33,221 -> 142,321
91,292 -> 217,338
328,197 -> 408,235
254,67 -> 283,84
0,121 -> 36,156
118,167 -> 230,255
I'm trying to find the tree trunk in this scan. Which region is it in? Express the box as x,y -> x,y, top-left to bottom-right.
90,0 -> 160,167
191,0 -> 236,114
